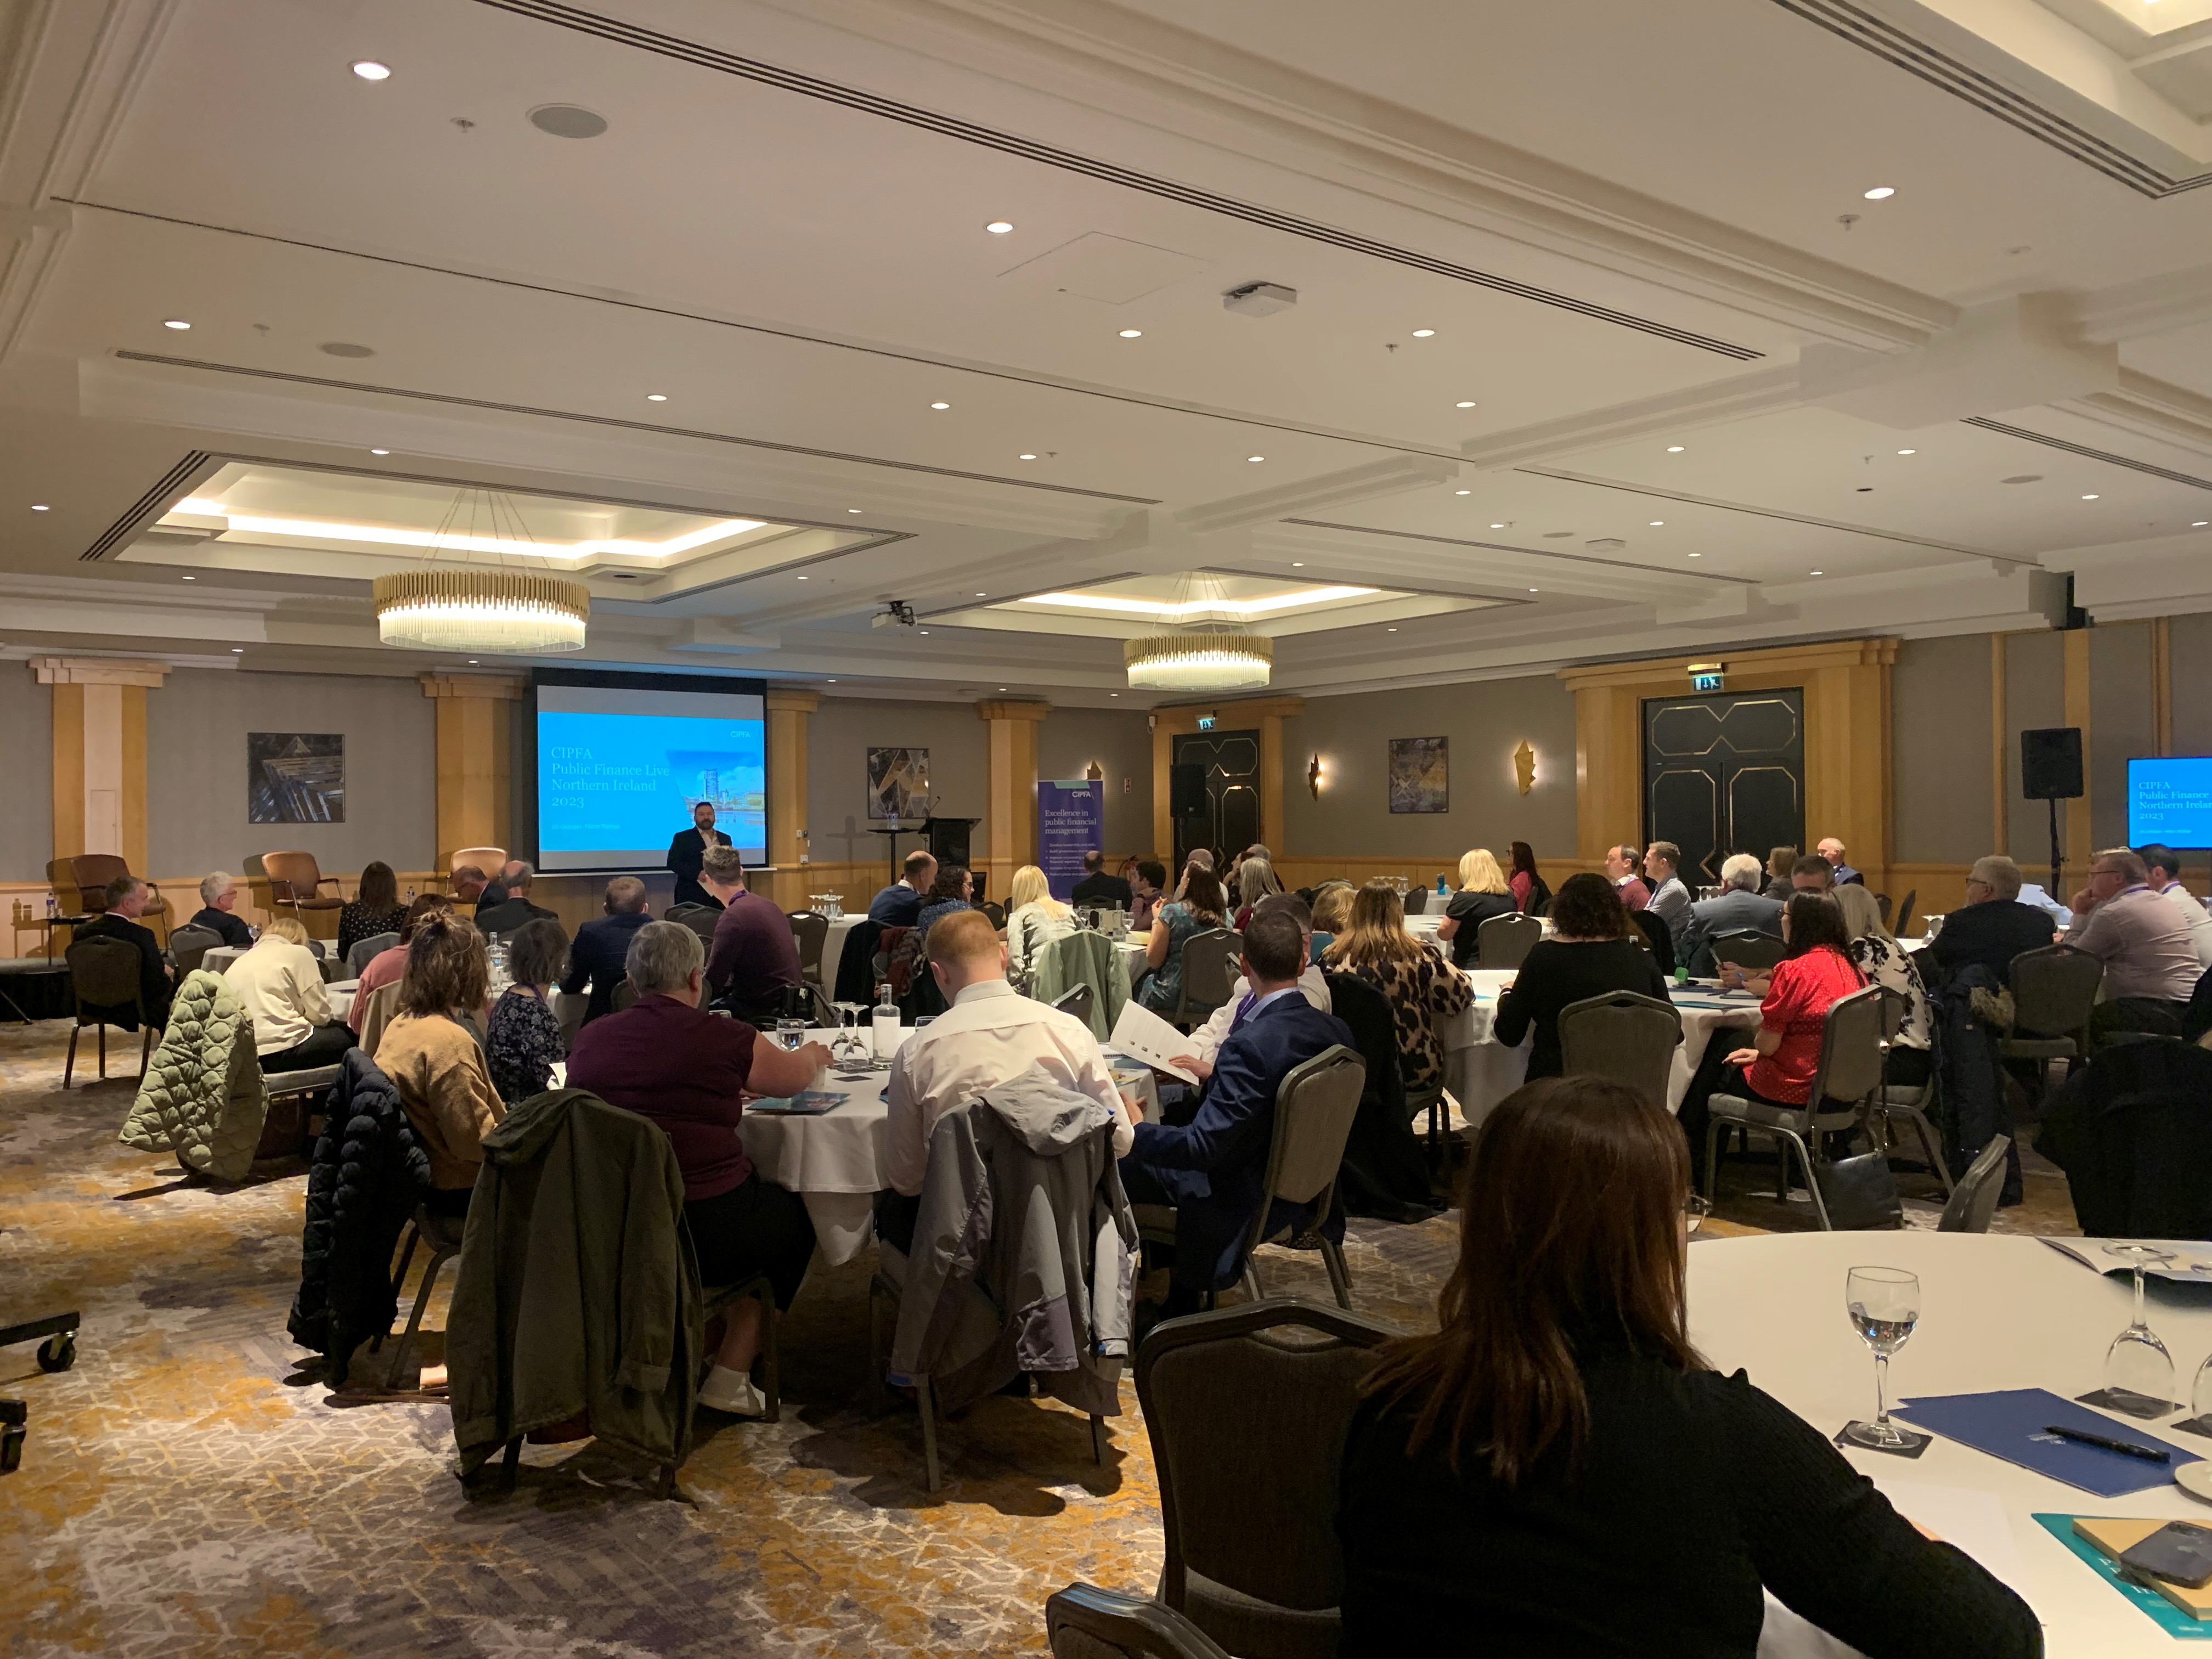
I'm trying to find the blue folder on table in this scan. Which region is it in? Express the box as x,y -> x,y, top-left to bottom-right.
1891,1388 -> 2197,1497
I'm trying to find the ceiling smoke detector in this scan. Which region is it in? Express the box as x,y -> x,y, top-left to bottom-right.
1221,281 -> 1297,318
529,104 -> 609,139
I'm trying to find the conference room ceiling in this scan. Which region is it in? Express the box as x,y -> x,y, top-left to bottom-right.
3,0 -> 2212,703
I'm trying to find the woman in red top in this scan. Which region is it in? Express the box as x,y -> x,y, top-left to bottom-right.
1679,893 -> 1862,1185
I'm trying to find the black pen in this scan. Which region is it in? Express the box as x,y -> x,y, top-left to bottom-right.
2042,1424 -> 2171,1463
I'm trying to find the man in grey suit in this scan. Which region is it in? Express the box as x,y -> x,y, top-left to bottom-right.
1679,853 -> 1785,977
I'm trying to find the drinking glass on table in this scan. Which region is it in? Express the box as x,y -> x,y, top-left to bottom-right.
1843,1266 -> 1921,1449
774,1017 -> 808,1053
832,1001 -> 871,1066
2104,1243 -> 2179,1415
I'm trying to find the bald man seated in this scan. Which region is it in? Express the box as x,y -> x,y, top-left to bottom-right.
877,908 -> 1137,1252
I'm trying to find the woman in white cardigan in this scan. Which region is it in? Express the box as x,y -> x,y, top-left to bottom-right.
1003,864 -> 1076,994
224,916 -> 351,1072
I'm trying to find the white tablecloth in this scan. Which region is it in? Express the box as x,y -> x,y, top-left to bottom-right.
735,1024 -> 904,1265
1440,971 -> 1764,1128
819,915 -> 866,990
1694,1232 -> 2212,1657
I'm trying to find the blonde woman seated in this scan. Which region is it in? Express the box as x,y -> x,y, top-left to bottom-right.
225,915 -> 351,1073
1435,849 -> 1517,970
374,911 -> 504,1221
1005,864 -> 1076,994
1325,881 -> 1472,1097
1232,856 -> 1284,930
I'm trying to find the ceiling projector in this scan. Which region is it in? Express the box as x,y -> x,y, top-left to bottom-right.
871,601 -> 918,630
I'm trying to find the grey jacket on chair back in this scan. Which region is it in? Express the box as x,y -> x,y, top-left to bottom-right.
889,1068 -> 1137,1417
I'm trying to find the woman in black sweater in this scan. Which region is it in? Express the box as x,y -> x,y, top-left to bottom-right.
1492,872 -> 1672,1077
1336,1076 -> 2041,1658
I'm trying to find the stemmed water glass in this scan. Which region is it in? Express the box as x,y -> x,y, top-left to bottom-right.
832,1001 -> 871,1068
1843,1266 -> 1922,1449
2104,1243 -> 2179,1416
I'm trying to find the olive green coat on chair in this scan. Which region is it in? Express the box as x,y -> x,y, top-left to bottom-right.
447,1087 -> 705,1477
118,969 -> 269,1183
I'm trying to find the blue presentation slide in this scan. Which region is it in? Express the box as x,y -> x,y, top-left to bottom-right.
2128,756 -> 2212,849
539,710 -> 766,862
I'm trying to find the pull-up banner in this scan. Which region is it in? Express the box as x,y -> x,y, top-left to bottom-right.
1037,780 -> 1105,900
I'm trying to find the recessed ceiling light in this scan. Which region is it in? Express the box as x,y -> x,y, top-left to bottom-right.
468,659 -> 479,665
1387,627 -> 1397,632
1018,453 -> 1037,460
919,630 -> 930,635
930,402 -> 950,410
230,646 -> 244,653
2082,494 -> 2100,500
977,591 -> 987,597
31,503 -> 49,511
1666,445 -> 1684,453
848,507 -> 862,513
162,318 -> 190,330
1897,448 -> 1916,455
2195,521 -> 2209,528
985,221 -> 1013,234
1109,692 -> 1118,697
796,575 -> 808,580
1489,523 -> 1505,529
1291,562 -> 1304,567
998,686 -> 1007,691
180,574 -> 195,580
1455,400 -> 1477,409
1118,329 -> 1143,338
1247,455 -> 1265,462
370,448 -> 390,455
1412,328 -> 1436,338
351,60 -> 391,80
827,678 -> 837,683
1809,569 -> 1824,575
1528,588 -> 1539,592
1688,551 -> 1702,558
1864,186 -> 1895,200
1454,489 -> 1472,496
646,393 -> 668,402
1649,521 -> 1664,526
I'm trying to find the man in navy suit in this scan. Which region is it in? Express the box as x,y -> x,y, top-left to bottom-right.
558,876 -> 656,1024
667,800 -> 733,910
1121,910 -> 1356,1318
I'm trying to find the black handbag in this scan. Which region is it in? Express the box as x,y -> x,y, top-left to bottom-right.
1813,1149 -> 1904,1229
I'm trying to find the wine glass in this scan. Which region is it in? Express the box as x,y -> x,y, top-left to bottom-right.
2104,1243 -> 2178,1415
832,1002 -> 870,1067
1843,1266 -> 1921,1449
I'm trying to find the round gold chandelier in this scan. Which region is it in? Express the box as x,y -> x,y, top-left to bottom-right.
1123,627 -> 1273,691
374,568 -> 589,654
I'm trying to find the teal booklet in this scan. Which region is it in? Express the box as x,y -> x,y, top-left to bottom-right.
2034,1514 -> 2212,1638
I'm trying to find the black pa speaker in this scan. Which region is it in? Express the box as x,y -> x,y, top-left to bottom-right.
2021,727 -> 2084,801
1169,763 -> 1209,817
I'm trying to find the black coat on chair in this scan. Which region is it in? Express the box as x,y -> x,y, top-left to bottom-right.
1323,972 -> 1442,1221
2039,1039 -> 2212,1240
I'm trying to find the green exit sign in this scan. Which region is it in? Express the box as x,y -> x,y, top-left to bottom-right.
1691,671 -> 1724,692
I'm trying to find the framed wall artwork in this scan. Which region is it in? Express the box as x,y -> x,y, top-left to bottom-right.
1387,735 -> 1448,814
867,746 -> 930,821
248,732 -> 346,823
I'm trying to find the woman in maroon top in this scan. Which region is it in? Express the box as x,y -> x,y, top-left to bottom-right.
566,919 -> 830,1418
1678,893 -> 1864,1185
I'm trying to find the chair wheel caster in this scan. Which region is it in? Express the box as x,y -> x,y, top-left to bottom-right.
36,1334 -> 75,1373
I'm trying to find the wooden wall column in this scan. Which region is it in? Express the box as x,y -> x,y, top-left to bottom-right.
977,699 -> 1051,900
764,687 -> 819,910
2063,628 -> 2093,874
36,656 -> 168,877
1558,639 -> 1900,894
419,673 -> 525,869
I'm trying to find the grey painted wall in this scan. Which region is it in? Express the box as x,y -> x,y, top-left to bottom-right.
2172,613 -> 2212,762
805,696 -> 990,869
0,668 -> 53,882
148,668 -> 437,877
1892,633 -> 1993,865
2003,631 -> 2066,861
2091,620 -> 2158,851
1280,675 -> 1578,861
1039,707 -> 1155,857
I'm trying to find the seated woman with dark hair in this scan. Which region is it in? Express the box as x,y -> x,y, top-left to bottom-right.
337,860 -> 408,961
1138,866 -> 1229,1014
373,912 -> 503,1217
1336,1075 -> 2039,1657
348,894 -> 453,1036
1493,873 -> 1671,1080
913,862 -> 974,942
1324,881 -> 1470,1097
1678,891 -> 1865,1170
486,916 -> 571,1104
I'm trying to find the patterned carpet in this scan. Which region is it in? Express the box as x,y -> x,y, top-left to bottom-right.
0,1015 -> 2078,1656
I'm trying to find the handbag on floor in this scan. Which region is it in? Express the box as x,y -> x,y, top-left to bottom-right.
1813,1149 -> 1904,1229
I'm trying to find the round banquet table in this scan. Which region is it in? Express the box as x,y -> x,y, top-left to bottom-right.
1439,970 -> 1763,1128
1692,1231 -> 2212,1657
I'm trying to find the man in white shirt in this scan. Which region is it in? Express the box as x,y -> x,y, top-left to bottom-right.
879,909 -> 1136,1248
1171,893 -> 1330,1078
2136,844 -> 2212,970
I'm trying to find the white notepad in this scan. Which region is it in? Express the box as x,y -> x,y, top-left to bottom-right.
1107,1000 -> 1204,1086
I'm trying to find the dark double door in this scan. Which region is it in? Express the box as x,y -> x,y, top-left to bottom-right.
1172,729 -> 1260,872
1642,690 -> 1804,887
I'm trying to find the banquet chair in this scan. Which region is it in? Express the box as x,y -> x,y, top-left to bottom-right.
1999,945 -> 2103,1099
1135,1298 -> 1392,1658
665,903 -> 720,944
1629,909 -> 1677,976
1046,1584 -> 1232,1659
1557,991 -> 1681,1110
1704,986 -> 1887,1231
1711,929 -> 1786,976
1170,929 -> 1242,1030
166,922 -> 226,978
553,991 -> 589,1051
61,938 -> 157,1088
373,1202 -> 463,1390
448,847 -> 505,879
611,978 -> 639,1014
1133,1046 -> 1365,1310
1894,889 -> 1919,939
346,932 -> 399,977
1937,1136 -> 2012,1234
1870,987 -> 1951,1198
262,851 -> 345,934
48,855 -> 170,936
1051,981 -> 1096,1030
1475,911 -> 1543,969
1401,887 -> 1429,916
1875,891 -> 1893,926
980,899 -> 1007,930
787,911 -> 830,982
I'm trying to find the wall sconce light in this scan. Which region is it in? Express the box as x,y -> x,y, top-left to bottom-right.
1513,740 -> 1536,796
1085,760 -> 1104,782
1307,753 -> 1323,798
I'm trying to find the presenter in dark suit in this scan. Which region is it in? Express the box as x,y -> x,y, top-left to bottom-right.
1121,911 -> 1355,1318
667,799 -> 732,910
560,876 -> 656,1023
